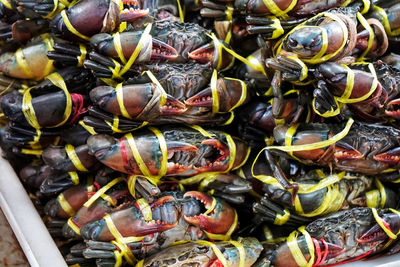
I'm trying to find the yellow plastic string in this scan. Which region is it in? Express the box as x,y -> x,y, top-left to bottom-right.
79,120 -> 97,135
0,0 -> 11,9
144,71 -> 167,106
204,197 -> 217,216
286,56 -> 308,82
267,16 -> 285,39
176,0 -> 184,22
127,175 -> 160,198
136,198 -> 152,222
45,72 -> 73,127
204,210 -> 237,241
225,77 -> 248,111
43,0 -> 59,19
376,179 -> 386,208
189,125 -> 215,138
223,133 -> 236,172
57,193 -> 75,217
247,55 -> 267,76
83,177 -> 124,207
195,240 -> 228,266
77,44 -> 87,67
15,48 -> 34,78
115,83 -> 132,119
267,118 -> 353,152
114,32 -> 127,64
335,63 -> 378,104
118,23 -> 152,77
262,0 -> 297,19
211,69 -> 219,114
149,127 -> 168,177
41,35 -> 55,78
69,172 -> 79,185
104,214 -> 138,265
60,10 -> 90,40
113,250 -> 123,267
67,217 -> 80,235
287,226 -> 315,267
65,144 -> 88,172
360,0 -> 370,14
274,209 -> 290,225
207,33 -> 267,75
357,12 -> 374,61
371,208 -> 398,239
224,4 -> 234,43
20,149 -> 43,156
126,133 -> 152,177
373,6 -> 400,37
28,129 -> 42,145
135,260 -> 144,267
198,173 -> 220,192
228,240 -> 246,267
366,189 -> 380,208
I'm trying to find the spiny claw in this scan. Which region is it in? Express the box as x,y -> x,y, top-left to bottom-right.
185,88 -> 213,107
334,142 -> 363,160
188,42 -> 234,70
167,141 -> 198,153
183,191 -> 236,235
357,213 -> 400,243
374,148 -> 400,165
161,95 -> 187,115
385,98 -> 400,119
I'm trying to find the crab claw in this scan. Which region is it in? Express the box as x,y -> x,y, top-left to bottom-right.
183,191 -> 236,235
357,213 -> 400,243
161,95 -> 187,115
385,99 -> 400,119
193,139 -> 230,173
334,142 -> 363,160
312,238 -> 345,264
188,42 -> 234,71
90,32 -> 178,62
374,148 -> 400,165
185,87 -> 213,108
120,0 -> 149,22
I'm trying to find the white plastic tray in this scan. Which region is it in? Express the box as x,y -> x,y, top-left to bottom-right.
0,153 -> 399,267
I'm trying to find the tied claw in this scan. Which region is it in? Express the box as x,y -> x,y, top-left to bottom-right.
334,142 -> 363,160
374,148 -> 400,165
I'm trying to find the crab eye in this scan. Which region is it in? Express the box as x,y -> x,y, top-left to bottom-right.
288,38 -> 298,48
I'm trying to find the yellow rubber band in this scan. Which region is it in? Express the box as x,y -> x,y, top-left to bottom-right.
376,179 -> 386,208
126,133 -> 152,177
57,193 -> 75,217
287,226 -> 314,267
373,6 -> 400,37
83,177 -> 124,207
149,127 -> 168,177
65,144 -> 88,172
15,48 -> 34,78
60,10 -> 90,40
228,240 -> 246,267
176,0 -> 184,22
20,149 -> 42,156
226,77 -> 247,111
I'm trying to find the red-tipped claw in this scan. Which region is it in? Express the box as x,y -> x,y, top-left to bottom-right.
185,88 -> 213,108
374,148 -> 400,165
151,39 -> 179,60
188,43 -> 214,63
120,0 -> 149,22
334,142 -> 363,160
161,95 -> 187,115
183,191 -> 236,235
385,99 -> 400,119
357,213 -> 400,244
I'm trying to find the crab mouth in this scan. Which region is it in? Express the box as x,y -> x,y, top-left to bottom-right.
151,39 -> 179,60
385,99 -> 400,119
166,139 -> 230,174
188,43 -> 214,63
120,0 -> 149,22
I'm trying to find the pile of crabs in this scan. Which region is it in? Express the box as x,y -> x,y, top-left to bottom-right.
2,0 -> 400,266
